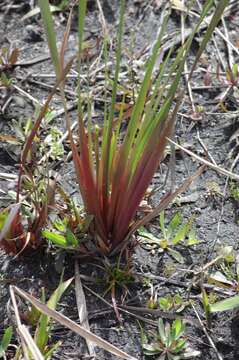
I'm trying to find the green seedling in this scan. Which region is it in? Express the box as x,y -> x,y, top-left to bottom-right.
42,213 -> 92,250
163,261 -> 178,278
42,188 -> 93,252
201,247 -> 239,321
10,108 -> 60,161
229,181 -> 239,201
138,211 -> 199,263
97,257 -> 134,321
42,127 -> 64,160
0,72 -> 12,87
226,63 -> 239,86
141,318 -> 200,359
25,276 -> 73,359
0,47 -> 19,87
159,294 -> 187,313
146,286 -> 187,312
38,0 -> 228,256
0,326 -> 13,358
207,246 -> 239,291
201,288 -> 211,328
205,181 -> 223,200
147,285 -> 159,310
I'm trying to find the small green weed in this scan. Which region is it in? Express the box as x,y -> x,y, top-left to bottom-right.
229,181 -> 239,201
138,211 -> 199,264
207,246 -> 239,290
42,204 -> 92,251
159,294 -> 187,313
96,257 -> 134,321
0,326 -> 13,358
146,286 -> 187,313
141,318 -> 200,359
0,47 -> 19,87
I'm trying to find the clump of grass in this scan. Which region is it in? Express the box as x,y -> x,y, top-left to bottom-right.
38,0 -> 228,256
0,0 -> 229,256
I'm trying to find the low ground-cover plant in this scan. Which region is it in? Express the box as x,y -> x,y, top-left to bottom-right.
140,318 -> 200,359
138,211 -> 199,263
95,256 -> 135,321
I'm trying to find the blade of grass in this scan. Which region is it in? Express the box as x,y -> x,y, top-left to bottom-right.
128,165 -> 206,238
101,0 -> 125,199
111,165 -> 206,255
38,0 -> 60,78
0,204 -> 20,242
11,286 -> 137,360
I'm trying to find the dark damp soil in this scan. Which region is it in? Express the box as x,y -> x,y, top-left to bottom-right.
1,1 -> 239,359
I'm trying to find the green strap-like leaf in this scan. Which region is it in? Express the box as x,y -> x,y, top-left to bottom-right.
210,295 -> 239,313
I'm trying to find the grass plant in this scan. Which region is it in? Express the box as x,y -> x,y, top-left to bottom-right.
37,0 -> 229,256
0,0 -> 229,256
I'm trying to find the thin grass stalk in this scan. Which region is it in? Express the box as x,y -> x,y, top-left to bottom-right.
188,0 -> 229,79
109,0 -> 229,248
100,0 -> 125,214
38,0 -> 60,78
112,98 -> 181,246
107,12 -> 170,230
77,0 -> 87,120
119,11 -> 170,160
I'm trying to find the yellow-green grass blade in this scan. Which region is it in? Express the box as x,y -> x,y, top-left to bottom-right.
130,0 -> 229,183
38,0 -> 60,79
121,10 -> 170,159
101,0 -> 125,201
35,277 -> 73,352
78,0 -> 87,70
77,0 -> 87,119
108,12 -> 170,226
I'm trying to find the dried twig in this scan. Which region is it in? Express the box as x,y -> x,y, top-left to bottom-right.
168,138 -> 239,181
10,286 -> 136,360
75,261 -> 95,357
192,303 -> 223,360
9,287 -> 44,360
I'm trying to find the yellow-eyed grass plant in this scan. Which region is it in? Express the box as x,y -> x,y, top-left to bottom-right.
38,0 -> 229,255
0,0 -> 229,255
